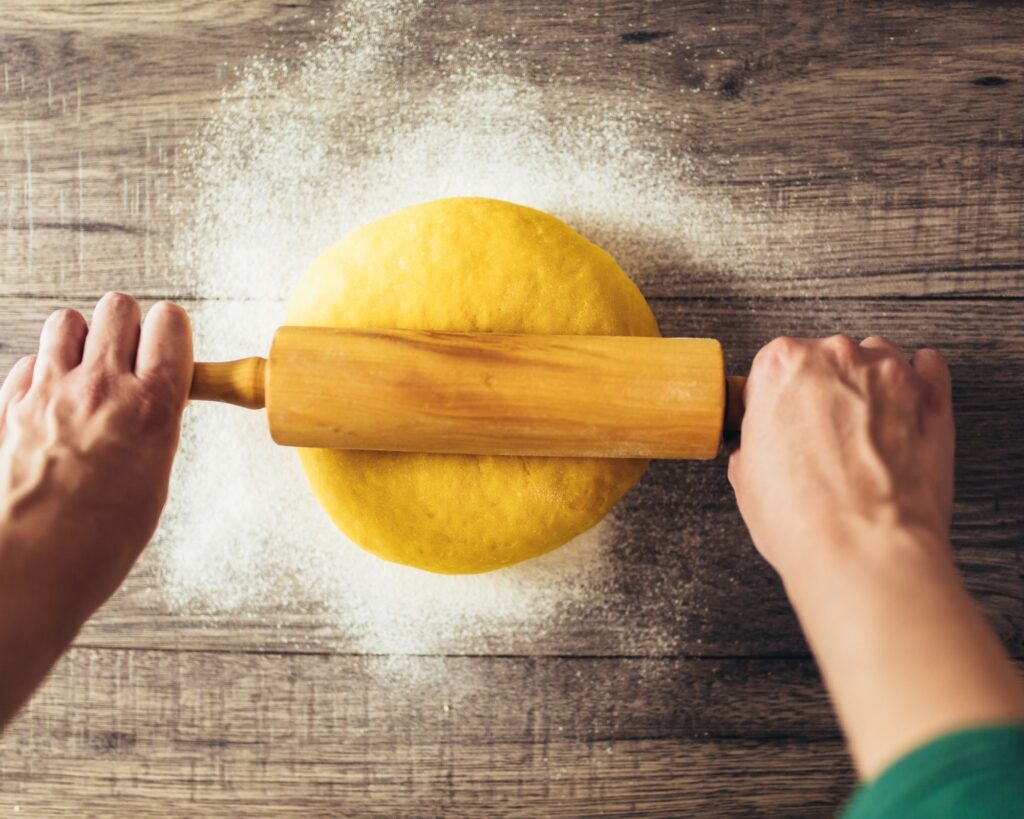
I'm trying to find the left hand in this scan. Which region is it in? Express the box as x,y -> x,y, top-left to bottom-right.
0,293 -> 192,651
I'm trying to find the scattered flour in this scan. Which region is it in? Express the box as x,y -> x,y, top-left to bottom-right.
158,0 -> 790,655
161,301 -> 627,656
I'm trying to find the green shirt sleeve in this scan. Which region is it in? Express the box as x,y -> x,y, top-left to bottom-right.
841,724 -> 1024,819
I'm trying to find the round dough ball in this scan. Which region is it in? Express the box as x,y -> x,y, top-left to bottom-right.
286,197 -> 659,574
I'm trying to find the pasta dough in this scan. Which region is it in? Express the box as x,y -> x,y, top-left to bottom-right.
285,197 -> 659,573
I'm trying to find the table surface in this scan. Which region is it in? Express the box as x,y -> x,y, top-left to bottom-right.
1,2 -> 1023,817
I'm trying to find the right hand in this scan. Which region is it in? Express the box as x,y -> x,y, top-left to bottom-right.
727,334 -> 955,581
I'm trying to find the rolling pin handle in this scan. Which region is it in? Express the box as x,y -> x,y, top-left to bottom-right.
724,375 -> 747,436
190,357 -> 267,410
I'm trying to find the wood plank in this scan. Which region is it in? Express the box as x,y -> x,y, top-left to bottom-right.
0,2 -> 313,299
2,6 -> 1020,818
654,297 -> 1024,553
0,647 -> 855,818
1,1 -> 1022,299
3,1 -> 311,30
0,294 -> 1021,658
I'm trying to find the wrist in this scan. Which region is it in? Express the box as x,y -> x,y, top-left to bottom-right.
780,521 -> 953,603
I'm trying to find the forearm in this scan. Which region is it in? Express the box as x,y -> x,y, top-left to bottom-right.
785,526 -> 1024,780
0,616 -> 68,729
0,527 -> 77,729
0,518 -> 89,728
0,297 -> 191,731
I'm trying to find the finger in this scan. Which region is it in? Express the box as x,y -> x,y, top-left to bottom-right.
911,348 -> 953,415
33,308 -> 88,385
83,292 -> 142,372
0,355 -> 36,437
135,301 -> 194,406
859,335 -> 906,359
726,445 -> 740,486
752,335 -> 805,369
821,334 -> 858,355
0,355 -> 36,406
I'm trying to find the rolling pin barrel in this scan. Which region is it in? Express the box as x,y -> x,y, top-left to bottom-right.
190,328 -> 744,459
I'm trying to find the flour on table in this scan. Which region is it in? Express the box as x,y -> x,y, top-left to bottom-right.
159,0 -> 796,654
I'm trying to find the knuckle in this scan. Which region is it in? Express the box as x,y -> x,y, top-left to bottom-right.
99,291 -> 138,314
47,308 -> 80,329
135,377 -> 181,434
770,335 -> 800,356
79,370 -> 115,411
6,399 -> 28,428
42,394 -> 73,427
918,347 -> 949,371
824,334 -> 858,358
145,301 -> 192,346
135,388 -> 177,434
757,336 -> 802,368
7,355 -> 37,394
16,354 -> 37,371
150,300 -> 188,323
877,355 -> 912,387
42,310 -> 86,348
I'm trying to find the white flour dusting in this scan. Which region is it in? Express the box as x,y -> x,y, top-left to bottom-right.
159,0 -> 790,654
160,298 -> 618,654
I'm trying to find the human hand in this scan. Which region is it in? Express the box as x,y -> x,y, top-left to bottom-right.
0,293 -> 192,644
727,334 -> 954,581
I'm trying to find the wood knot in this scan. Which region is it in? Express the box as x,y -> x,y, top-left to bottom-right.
717,71 -> 746,99
90,730 -> 138,753
620,30 -> 672,44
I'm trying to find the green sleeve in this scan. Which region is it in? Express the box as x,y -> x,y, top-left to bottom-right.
841,724 -> 1024,819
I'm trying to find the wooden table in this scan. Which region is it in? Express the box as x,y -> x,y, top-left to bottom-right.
1,2 -> 1022,816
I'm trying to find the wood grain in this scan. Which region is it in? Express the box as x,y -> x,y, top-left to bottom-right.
0,648 -> 854,818
263,329 -> 726,459
1,1 -> 1023,299
1,2 -> 1023,817
1,296 -> 1020,658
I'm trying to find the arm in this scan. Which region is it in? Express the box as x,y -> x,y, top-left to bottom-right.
728,334 -> 1024,779
0,293 -> 192,728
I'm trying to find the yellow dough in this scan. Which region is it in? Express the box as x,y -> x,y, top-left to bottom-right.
285,197 -> 660,573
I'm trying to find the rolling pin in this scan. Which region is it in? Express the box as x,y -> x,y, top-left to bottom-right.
189,327 -> 746,460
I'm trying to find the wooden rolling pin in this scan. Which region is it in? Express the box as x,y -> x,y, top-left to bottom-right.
189,327 -> 746,460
